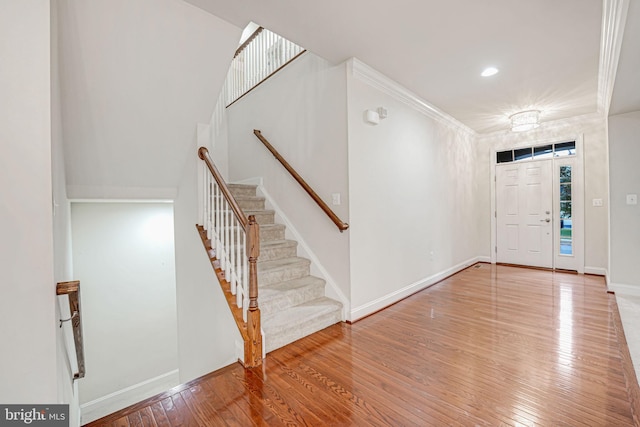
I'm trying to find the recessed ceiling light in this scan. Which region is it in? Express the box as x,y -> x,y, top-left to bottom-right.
481,67 -> 499,77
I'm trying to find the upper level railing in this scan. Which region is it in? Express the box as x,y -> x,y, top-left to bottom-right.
198,147 -> 262,367
253,130 -> 349,232
225,27 -> 306,107
57,280 -> 85,380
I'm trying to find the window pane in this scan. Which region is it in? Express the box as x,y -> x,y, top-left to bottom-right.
497,150 -> 513,163
534,145 -> 553,159
560,184 -> 572,201
560,214 -> 573,255
560,165 -> 571,183
554,141 -> 576,157
560,201 -> 572,219
514,147 -> 532,161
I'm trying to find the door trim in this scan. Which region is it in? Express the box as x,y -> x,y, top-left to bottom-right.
490,134 -> 584,273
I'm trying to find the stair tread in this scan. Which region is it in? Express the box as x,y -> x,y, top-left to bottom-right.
220,239 -> 296,253
258,256 -> 310,272
261,239 -> 297,249
260,223 -> 284,230
244,208 -> 274,214
260,276 -> 325,301
262,297 -> 342,331
228,183 -> 256,189
233,195 -> 265,201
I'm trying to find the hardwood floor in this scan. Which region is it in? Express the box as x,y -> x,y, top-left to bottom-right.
86,264 -> 639,426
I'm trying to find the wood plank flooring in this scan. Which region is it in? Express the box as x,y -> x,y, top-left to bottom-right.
86,264 -> 639,426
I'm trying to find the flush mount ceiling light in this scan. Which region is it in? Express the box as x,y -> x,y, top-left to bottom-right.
481,67 -> 499,77
510,110 -> 541,132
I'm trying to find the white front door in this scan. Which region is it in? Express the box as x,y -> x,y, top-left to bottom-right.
496,160 -> 553,268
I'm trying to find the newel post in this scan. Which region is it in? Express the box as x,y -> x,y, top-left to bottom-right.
245,215 -> 262,367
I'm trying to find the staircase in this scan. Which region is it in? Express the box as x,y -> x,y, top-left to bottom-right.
227,183 -> 343,353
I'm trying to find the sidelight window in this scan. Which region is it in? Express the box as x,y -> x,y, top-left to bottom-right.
559,165 -> 573,255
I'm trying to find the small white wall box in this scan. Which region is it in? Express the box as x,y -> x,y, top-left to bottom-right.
364,109 -> 380,125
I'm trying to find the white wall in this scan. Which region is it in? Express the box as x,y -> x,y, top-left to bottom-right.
0,0 -> 58,403
346,61 -> 482,318
608,111 -> 640,287
174,144 -> 241,383
70,203 -> 178,416
226,53 -> 351,303
51,2 -> 81,425
477,115 -> 609,273
57,0 -> 241,199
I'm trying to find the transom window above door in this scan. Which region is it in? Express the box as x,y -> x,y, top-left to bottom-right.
496,141 -> 576,163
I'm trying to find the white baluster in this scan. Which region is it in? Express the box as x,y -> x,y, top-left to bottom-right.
242,231 -> 248,321
202,171 -> 207,236
230,210 -> 236,295
220,197 -> 226,276
236,219 -> 242,296
225,202 -> 231,283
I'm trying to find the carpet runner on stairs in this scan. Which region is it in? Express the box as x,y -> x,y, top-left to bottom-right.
228,183 -> 343,353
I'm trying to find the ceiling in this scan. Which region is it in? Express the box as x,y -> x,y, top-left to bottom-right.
185,0 -> 614,134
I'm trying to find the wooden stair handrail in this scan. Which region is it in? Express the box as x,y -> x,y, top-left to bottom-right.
253,130 -> 349,232
198,147 -> 249,230
234,26 -> 264,59
56,281 -> 85,380
197,147 -> 262,367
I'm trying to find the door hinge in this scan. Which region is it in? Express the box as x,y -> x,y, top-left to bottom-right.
494,211 -> 497,218
495,246 -> 497,253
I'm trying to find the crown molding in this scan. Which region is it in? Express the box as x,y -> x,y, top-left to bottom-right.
597,0 -> 630,115
348,58 -> 476,137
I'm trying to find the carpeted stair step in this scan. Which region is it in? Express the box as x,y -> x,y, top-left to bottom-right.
210,239 -> 297,263
262,297 -> 343,352
234,195 -> 266,211
244,209 -> 275,225
216,223 -> 285,243
260,224 -> 285,242
227,183 -> 258,198
258,256 -> 310,286
259,276 -> 326,316
259,239 -> 298,262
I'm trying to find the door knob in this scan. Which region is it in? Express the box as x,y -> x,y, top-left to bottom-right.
540,218 -> 551,223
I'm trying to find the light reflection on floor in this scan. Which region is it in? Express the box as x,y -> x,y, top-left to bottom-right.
615,293 -> 640,380
558,286 -> 573,373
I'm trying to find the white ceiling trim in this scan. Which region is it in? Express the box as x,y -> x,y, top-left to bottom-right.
597,0 -> 630,115
349,58 -> 476,137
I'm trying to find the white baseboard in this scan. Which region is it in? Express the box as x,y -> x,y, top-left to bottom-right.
584,266 -> 607,276
80,370 -> 179,424
609,283 -> 640,296
256,184 -> 351,320
350,256 -> 482,321
476,256 -> 491,263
